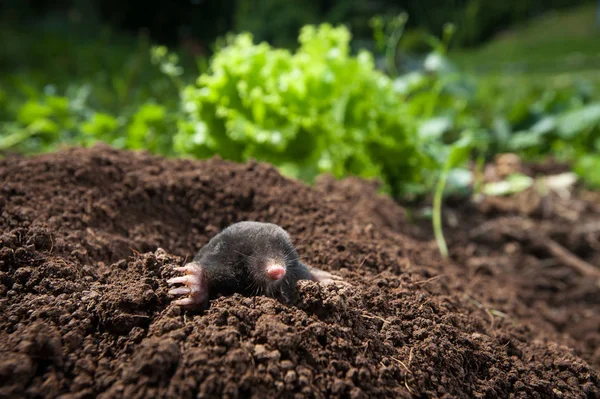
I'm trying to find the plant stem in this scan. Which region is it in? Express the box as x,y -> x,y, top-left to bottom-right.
433,166 -> 450,258
385,14 -> 408,78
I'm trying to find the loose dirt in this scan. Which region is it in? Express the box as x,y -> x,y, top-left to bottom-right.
1,145 -> 598,398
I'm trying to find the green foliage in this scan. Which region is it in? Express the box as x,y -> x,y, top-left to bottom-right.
472,79 -> 600,188
3,11 -> 599,259
175,24 -> 433,196
369,13 -> 409,77
575,154 -> 600,188
1,16 -> 599,200
451,3 -> 600,74
0,19 -> 193,155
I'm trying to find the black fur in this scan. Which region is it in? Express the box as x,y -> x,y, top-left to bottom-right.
193,221 -> 312,302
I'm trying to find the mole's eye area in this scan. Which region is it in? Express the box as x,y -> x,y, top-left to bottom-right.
265,259 -> 286,281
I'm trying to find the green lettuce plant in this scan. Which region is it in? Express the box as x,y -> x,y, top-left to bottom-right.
175,24 -> 433,196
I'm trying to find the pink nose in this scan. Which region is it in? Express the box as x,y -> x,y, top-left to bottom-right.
266,264 -> 286,280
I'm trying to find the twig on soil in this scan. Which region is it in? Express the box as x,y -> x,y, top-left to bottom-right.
404,379 -> 413,394
470,217 -> 600,280
574,220 -> 600,235
417,297 -> 433,311
536,236 -> 600,279
356,255 -> 368,269
390,356 -> 412,374
463,294 -> 503,337
489,309 -> 508,318
362,340 -> 371,356
390,356 -> 415,394
361,312 -> 389,324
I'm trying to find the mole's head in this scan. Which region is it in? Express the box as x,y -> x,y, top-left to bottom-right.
227,221 -> 304,298
248,225 -> 296,281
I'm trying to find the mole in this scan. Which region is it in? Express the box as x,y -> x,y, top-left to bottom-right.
167,221 -> 347,308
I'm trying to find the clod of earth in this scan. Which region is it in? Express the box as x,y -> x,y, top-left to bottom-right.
0,144 -> 598,398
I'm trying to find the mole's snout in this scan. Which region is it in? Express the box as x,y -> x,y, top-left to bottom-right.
266,263 -> 286,280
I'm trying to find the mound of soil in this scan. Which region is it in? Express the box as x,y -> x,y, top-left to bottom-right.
317,166 -> 600,371
0,145 -> 598,398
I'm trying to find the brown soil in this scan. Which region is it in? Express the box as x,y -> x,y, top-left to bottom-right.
0,144 -> 598,398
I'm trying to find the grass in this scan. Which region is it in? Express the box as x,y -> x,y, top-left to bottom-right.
450,3 -> 600,78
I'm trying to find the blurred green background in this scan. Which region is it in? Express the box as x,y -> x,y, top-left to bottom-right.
1,0 -> 600,199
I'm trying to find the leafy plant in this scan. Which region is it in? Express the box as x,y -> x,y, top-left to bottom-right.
2,15 -> 599,201
175,24 -> 436,196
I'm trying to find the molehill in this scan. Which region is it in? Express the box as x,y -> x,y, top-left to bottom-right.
0,145 -> 598,398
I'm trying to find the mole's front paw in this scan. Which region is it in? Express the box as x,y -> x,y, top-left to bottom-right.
310,268 -> 351,286
167,262 -> 208,308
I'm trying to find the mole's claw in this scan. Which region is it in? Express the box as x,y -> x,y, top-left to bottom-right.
167,276 -> 184,285
172,297 -> 197,306
167,275 -> 196,286
167,261 -> 208,308
168,287 -> 191,295
310,268 -> 350,286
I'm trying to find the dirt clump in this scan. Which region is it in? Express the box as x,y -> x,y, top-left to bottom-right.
0,144 -> 598,398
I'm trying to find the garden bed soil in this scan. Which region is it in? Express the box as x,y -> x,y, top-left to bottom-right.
0,145 -> 598,398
